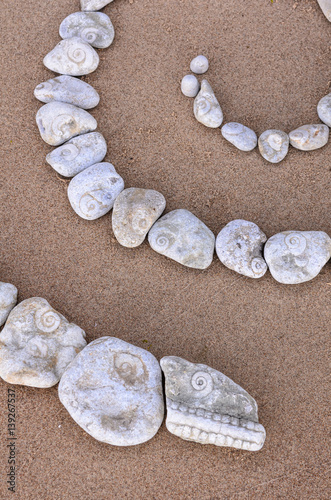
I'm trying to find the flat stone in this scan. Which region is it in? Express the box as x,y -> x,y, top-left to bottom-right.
148,209 -> 215,269
289,124 -> 329,151
58,337 -> 164,446
34,75 -> 99,109
264,231 -> 331,284
80,0 -> 114,11
112,188 -> 166,247
181,75 -> 199,98
190,55 -> 209,75
216,220 -> 267,278
221,123 -> 257,152
36,102 -> 97,146
317,93 -> 331,127
161,356 -> 266,451
258,129 -> 289,163
0,282 -> 17,327
317,0 -> 331,21
0,298 -> 86,388
194,79 -> 223,128
68,162 -> 124,220
43,36 -> 99,76
59,12 -> 114,49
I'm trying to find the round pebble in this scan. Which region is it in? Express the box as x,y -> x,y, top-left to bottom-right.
289,124 -> 329,151
59,12 -> 114,49
43,36 -> 99,76
258,129 -> 289,163
181,75 -> 200,98
190,55 -> 209,74
221,123 -> 257,152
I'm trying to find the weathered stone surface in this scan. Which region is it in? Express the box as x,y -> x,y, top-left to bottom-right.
190,55 -> 209,74
289,124 -> 329,151
161,356 -> 266,451
0,298 -> 86,388
0,283 -> 17,327
36,102 -> 97,146
34,75 -> 99,109
68,162 -> 124,220
43,36 -> 99,76
216,220 -> 267,278
181,75 -> 199,98
317,0 -> 331,21
264,231 -> 331,284
112,188 -> 166,248
59,12 -> 114,49
81,0 -> 114,11
59,337 -> 164,446
258,130 -> 289,163
221,123 -> 257,152
148,209 -> 215,269
194,79 -> 223,128
317,93 -> 331,127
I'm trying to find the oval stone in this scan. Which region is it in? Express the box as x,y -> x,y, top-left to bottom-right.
0,282 -> 17,327
190,55 -> 209,75
317,93 -> 331,127
43,36 -> 99,76
289,124 -> 329,151
181,75 -> 199,98
258,129 -> 289,163
80,0 -> 114,11
59,12 -> 114,49
34,75 -> 99,109
194,79 -> 223,128
221,123 -> 257,152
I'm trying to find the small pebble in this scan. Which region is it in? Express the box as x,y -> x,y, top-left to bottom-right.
221,123 -> 257,152
81,0 -> 114,11
317,93 -> 331,126
190,55 -> 209,75
43,36 -> 99,76
194,79 -> 223,128
59,12 -> 114,49
0,282 -> 17,327
289,124 -> 329,151
34,75 -> 100,109
317,0 -> 331,21
258,129 -> 289,163
181,75 -> 199,98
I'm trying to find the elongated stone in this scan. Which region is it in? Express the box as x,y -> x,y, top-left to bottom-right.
81,0 -> 114,11
59,12 -> 114,49
317,0 -> 331,21
148,209 -> 215,269
317,93 -> 331,127
0,298 -> 86,388
216,220 -> 267,278
36,102 -> 97,146
289,124 -> 329,151
46,132 -> 107,177
161,356 -> 266,451
194,79 -> 223,128
43,36 -> 99,76
0,282 -> 17,327
264,231 -> 331,284
68,162 -> 124,220
112,188 -> 166,247
221,123 -> 257,152
258,129 -> 289,163
59,337 -> 164,446
34,75 -> 99,109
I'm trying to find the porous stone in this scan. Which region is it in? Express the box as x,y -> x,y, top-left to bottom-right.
181,75 -> 200,98
81,0 -> 114,11
0,298 -> 86,388
161,356 -> 266,451
34,75 -> 99,109
112,188 -> 166,248
221,123 -> 257,152
148,209 -> 215,269
216,220 -> 267,278
264,231 -> 331,284
317,0 -> 331,21
59,12 -> 114,49
36,102 -> 97,146
289,124 -> 329,151
58,337 -> 164,446
43,36 -> 99,76
194,79 -> 223,128
317,93 -> 331,127
0,283 -> 17,327
190,55 -> 209,74
68,162 -> 124,220
258,129 -> 289,163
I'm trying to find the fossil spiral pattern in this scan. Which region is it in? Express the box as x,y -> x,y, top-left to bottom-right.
51,114 -> 75,139
60,143 -> 80,161
79,190 -> 105,218
284,232 -> 307,256
196,96 -> 211,115
250,257 -> 267,276
191,371 -> 213,396
67,42 -> 90,64
35,308 -> 61,333
150,232 -> 175,253
114,352 -> 146,383
81,27 -> 99,44
131,208 -> 151,234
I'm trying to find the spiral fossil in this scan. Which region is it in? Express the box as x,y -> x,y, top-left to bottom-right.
79,190 -> 105,218
35,308 -> 61,333
191,371 -> 213,396
81,27 -> 99,44
284,232 -> 307,255
51,114 -> 76,138
250,257 -> 267,276
67,43 -> 88,64
60,143 -> 80,161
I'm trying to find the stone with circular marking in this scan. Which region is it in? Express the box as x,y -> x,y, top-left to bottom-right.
59,12 -> 114,49
221,123 -> 257,152
258,129 -> 289,163
112,188 -> 166,248
194,79 -> 223,128
34,75 -> 99,109
0,282 -> 17,327
80,0 -> 114,11
317,0 -> 331,21
68,162 -> 124,220
289,124 -> 329,151
181,75 -> 199,98
58,337 -> 164,446
0,298 -> 86,388
190,55 -> 209,74
317,93 -> 331,126
43,36 -> 99,76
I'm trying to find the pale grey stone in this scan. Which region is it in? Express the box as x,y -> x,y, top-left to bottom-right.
36,102 -> 97,146
194,79 -> 223,128
0,283 -> 17,327
148,209 -> 215,269
58,337 -> 164,446
190,55 -> 209,74
317,0 -> 331,21
43,36 -> 99,76
161,356 -> 266,451
81,0 -> 114,11
46,132 -> 107,177
68,162 -> 124,220
221,123 -> 257,152
0,298 -> 86,388
264,231 -> 331,284
317,93 -> 331,127
112,188 -> 166,248
59,12 -> 114,49
289,124 -> 329,151
34,75 -> 99,109
216,220 -> 267,278
258,129 -> 289,163
181,75 -> 199,98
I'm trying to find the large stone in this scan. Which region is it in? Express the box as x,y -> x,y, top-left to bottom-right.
289,124 -> 329,151
59,337 -> 164,446
317,93 -> 331,127
258,129 -> 289,163
317,0 -> 331,21
81,0 -> 114,11
0,282 -> 17,327
43,36 -> 99,76
194,79 -> 223,128
161,356 -> 266,451
59,12 -> 114,49
221,122 -> 257,152
34,75 -> 99,109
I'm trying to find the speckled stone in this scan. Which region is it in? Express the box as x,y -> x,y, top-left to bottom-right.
34,75 -> 99,109
190,55 -> 209,74
221,123 -> 257,152
0,283 -> 18,327
194,79 -> 223,128
43,36 -> 99,76
289,124 -> 329,151
59,12 -> 114,49
258,130 -> 289,163
317,93 -> 331,127
317,0 -> 331,21
80,0 -> 114,11
181,75 -> 200,98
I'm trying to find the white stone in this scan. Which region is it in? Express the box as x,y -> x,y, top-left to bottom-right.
81,0 -> 114,11
112,188 -> 166,248
317,0 -> 331,21
194,80 -> 223,128
258,129 -> 289,163
59,12 -> 114,49
46,132 -> 107,177
216,220 -> 268,278
0,298 -> 86,388
36,102 -> 97,146
289,124 -> 329,151
43,37 -> 99,76
161,356 -> 266,451
221,123 -> 257,152
58,337 -> 164,446
190,55 -> 209,75
68,162 -> 124,220
148,209 -> 215,269
34,75 -> 99,109
317,93 -> 331,127
264,231 -> 331,284
181,75 -> 199,98
0,282 -> 17,327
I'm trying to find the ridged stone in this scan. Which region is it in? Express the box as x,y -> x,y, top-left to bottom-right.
81,0 -> 114,11
317,93 -> 331,127
258,129 -> 289,163
34,75 -> 99,109
0,282 -> 18,327
194,79 -> 223,128
317,0 -> 331,21
59,12 -> 114,49
221,123 -> 257,152
289,124 -> 329,151
43,36 -> 99,76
